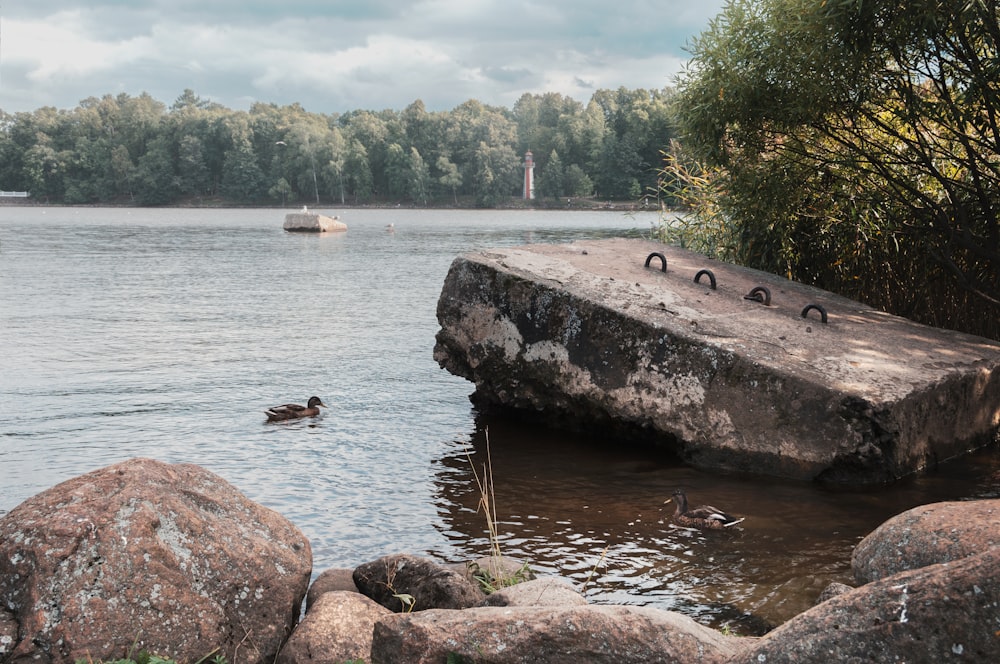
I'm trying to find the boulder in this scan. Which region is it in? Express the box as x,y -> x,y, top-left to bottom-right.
480,576 -> 587,607
306,568 -> 358,612
852,498 -> 1000,583
736,546 -> 1000,663
276,591 -> 389,664
353,554 -> 485,612
434,238 -> 1000,483
0,458 -> 312,664
815,582 -> 853,604
448,555 -> 535,592
370,605 -> 742,664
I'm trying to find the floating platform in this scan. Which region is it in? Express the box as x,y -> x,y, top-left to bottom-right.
283,212 -> 347,232
434,238 -> 1000,484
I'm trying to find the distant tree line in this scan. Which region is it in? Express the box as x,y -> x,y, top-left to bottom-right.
0,87 -> 676,207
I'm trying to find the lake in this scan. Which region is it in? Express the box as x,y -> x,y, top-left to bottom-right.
1,205 -> 998,634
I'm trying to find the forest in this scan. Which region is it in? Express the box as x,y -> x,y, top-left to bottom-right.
0,87 -> 676,207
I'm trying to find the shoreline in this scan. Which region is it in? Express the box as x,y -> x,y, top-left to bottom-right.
0,196 -> 673,214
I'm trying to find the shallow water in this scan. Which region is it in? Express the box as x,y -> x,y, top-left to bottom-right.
1,206 -> 998,633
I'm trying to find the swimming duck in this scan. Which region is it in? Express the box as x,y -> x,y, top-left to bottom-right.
665,489 -> 744,530
265,396 -> 328,422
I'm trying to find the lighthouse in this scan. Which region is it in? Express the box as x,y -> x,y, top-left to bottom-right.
522,151 -> 535,200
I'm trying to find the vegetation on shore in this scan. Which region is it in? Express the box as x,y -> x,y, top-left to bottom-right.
0,87 -> 675,209
661,0 -> 1000,340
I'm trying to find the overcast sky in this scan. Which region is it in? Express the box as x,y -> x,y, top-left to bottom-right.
0,0 -> 725,115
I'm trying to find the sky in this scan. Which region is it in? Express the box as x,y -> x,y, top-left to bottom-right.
0,0 -> 726,115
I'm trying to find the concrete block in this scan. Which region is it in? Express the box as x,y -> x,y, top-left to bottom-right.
434,238 -> 1000,483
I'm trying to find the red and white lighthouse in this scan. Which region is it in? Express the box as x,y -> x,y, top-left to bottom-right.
522,150 -> 535,200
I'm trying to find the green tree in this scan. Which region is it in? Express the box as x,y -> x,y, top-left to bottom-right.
344,139 -> 374,203
177,135 -> 209,198
436,155 -> 463,205
407,147 -> 431,205
269,177 -> 293,205
385,142 -> 409,199
110,144 -> 136,200
537,149 -> 565,200
670,0 -> 1000,338
471,141 -> 519,207
134,134 -> 179,205
220,117 -> 265,203
564,164 -> 594,198
23,136 -> 65,201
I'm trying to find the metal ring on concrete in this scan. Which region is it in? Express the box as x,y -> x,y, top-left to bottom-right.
743,286 -> 772,306
694,269 -> 717,290
644,252 -> 668,272
801,303 -> 829,324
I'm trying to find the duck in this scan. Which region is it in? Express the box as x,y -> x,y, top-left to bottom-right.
665,489 -> 744,530
265,396 -> 328,422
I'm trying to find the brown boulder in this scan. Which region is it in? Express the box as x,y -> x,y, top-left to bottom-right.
371,605 -> 741,664
852,498 -> 1000,583
276,591 -> 389,664
0,458 -> 311,664
306,568 -> 358,611
736,546 -> 1000,663
353,554 -> 485,612
815,581 -> 853,604
480,576 -> 587,607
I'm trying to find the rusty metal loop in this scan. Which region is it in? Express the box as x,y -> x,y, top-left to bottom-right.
693,269 -> 717,290
801,303 -> 829,324
743,286 -> 772,306
644,252 -> 667,272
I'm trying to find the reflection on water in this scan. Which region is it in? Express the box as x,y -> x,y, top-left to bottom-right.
433,415 -> 1000,633
1,207 -> 999,635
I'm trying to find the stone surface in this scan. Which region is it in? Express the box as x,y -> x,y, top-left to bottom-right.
283,212 -> 347,232
276,591 -> 389,664
852,498 -> 1000,583
480,576 -> 588,607
0,458 -> 312,664
434,238 -> 1000,483
447,555 -> 536,592
353,554 -> 485,612
371,604 -> 742,664
306,568 -> 359,612
815,582 -> 854,604
737,546 -> 1000,663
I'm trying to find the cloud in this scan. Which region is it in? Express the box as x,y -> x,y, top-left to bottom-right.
0,0 -> 725,113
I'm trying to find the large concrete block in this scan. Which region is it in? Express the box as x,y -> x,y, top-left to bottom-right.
283,212 -> 347,232
434,238 -> 1000,483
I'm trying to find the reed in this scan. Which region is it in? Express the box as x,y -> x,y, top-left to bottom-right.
464,430 -> 532,592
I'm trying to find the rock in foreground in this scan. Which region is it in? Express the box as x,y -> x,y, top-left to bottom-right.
371,605 -> 741,664
434,238 -> 1000,483
0,458 -> 312,664
852,498 -> 1000,583
738,545 -> 1000,663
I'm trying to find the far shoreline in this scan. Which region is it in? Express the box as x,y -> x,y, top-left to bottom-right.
0,195 -> 674,214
